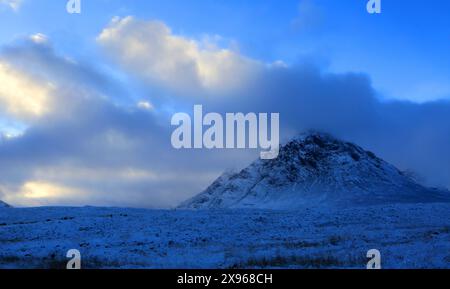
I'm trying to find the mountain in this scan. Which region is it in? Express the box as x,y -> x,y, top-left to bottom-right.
0,200 -> 11,208
179,132 -> 450,209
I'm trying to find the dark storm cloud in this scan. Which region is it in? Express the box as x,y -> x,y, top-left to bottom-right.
175,62 -> 450,189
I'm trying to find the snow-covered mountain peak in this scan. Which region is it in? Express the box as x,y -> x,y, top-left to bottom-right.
179,132 -> 450,209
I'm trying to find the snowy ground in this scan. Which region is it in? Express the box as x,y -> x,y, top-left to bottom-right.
1,203 -> 450,269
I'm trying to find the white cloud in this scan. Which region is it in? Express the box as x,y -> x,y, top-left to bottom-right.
97,17 -> 262,94
0,0 -> 22,11
137,100 -> 154,110
29,33 -> 49,45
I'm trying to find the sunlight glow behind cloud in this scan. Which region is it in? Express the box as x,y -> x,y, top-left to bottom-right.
0,61 -> 54,120
22,181 -> 77,199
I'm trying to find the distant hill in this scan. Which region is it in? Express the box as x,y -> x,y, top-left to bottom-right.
179,132 -> 450,209
0,200 -> 11,208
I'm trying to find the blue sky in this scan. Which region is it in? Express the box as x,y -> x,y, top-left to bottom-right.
0,0 -> 449,208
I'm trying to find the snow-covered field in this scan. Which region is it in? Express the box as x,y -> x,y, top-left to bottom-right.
1,203 -> 450,269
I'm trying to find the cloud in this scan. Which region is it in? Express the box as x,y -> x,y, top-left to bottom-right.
0,0 -> 21,11
137,100 -> 154,110
0,60 -> 54,120
1,19 -> 450,209
29,33 -> 48,45
97,17 -> 262,95
191,61 -> 450,189
0,35 -> 131,123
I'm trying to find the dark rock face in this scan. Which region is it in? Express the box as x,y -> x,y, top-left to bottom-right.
179,132 -> 450,210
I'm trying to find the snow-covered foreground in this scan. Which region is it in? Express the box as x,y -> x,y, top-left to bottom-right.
1,203 -> 450,269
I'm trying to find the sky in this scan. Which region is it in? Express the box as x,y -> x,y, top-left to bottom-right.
0,0 -> 449,208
